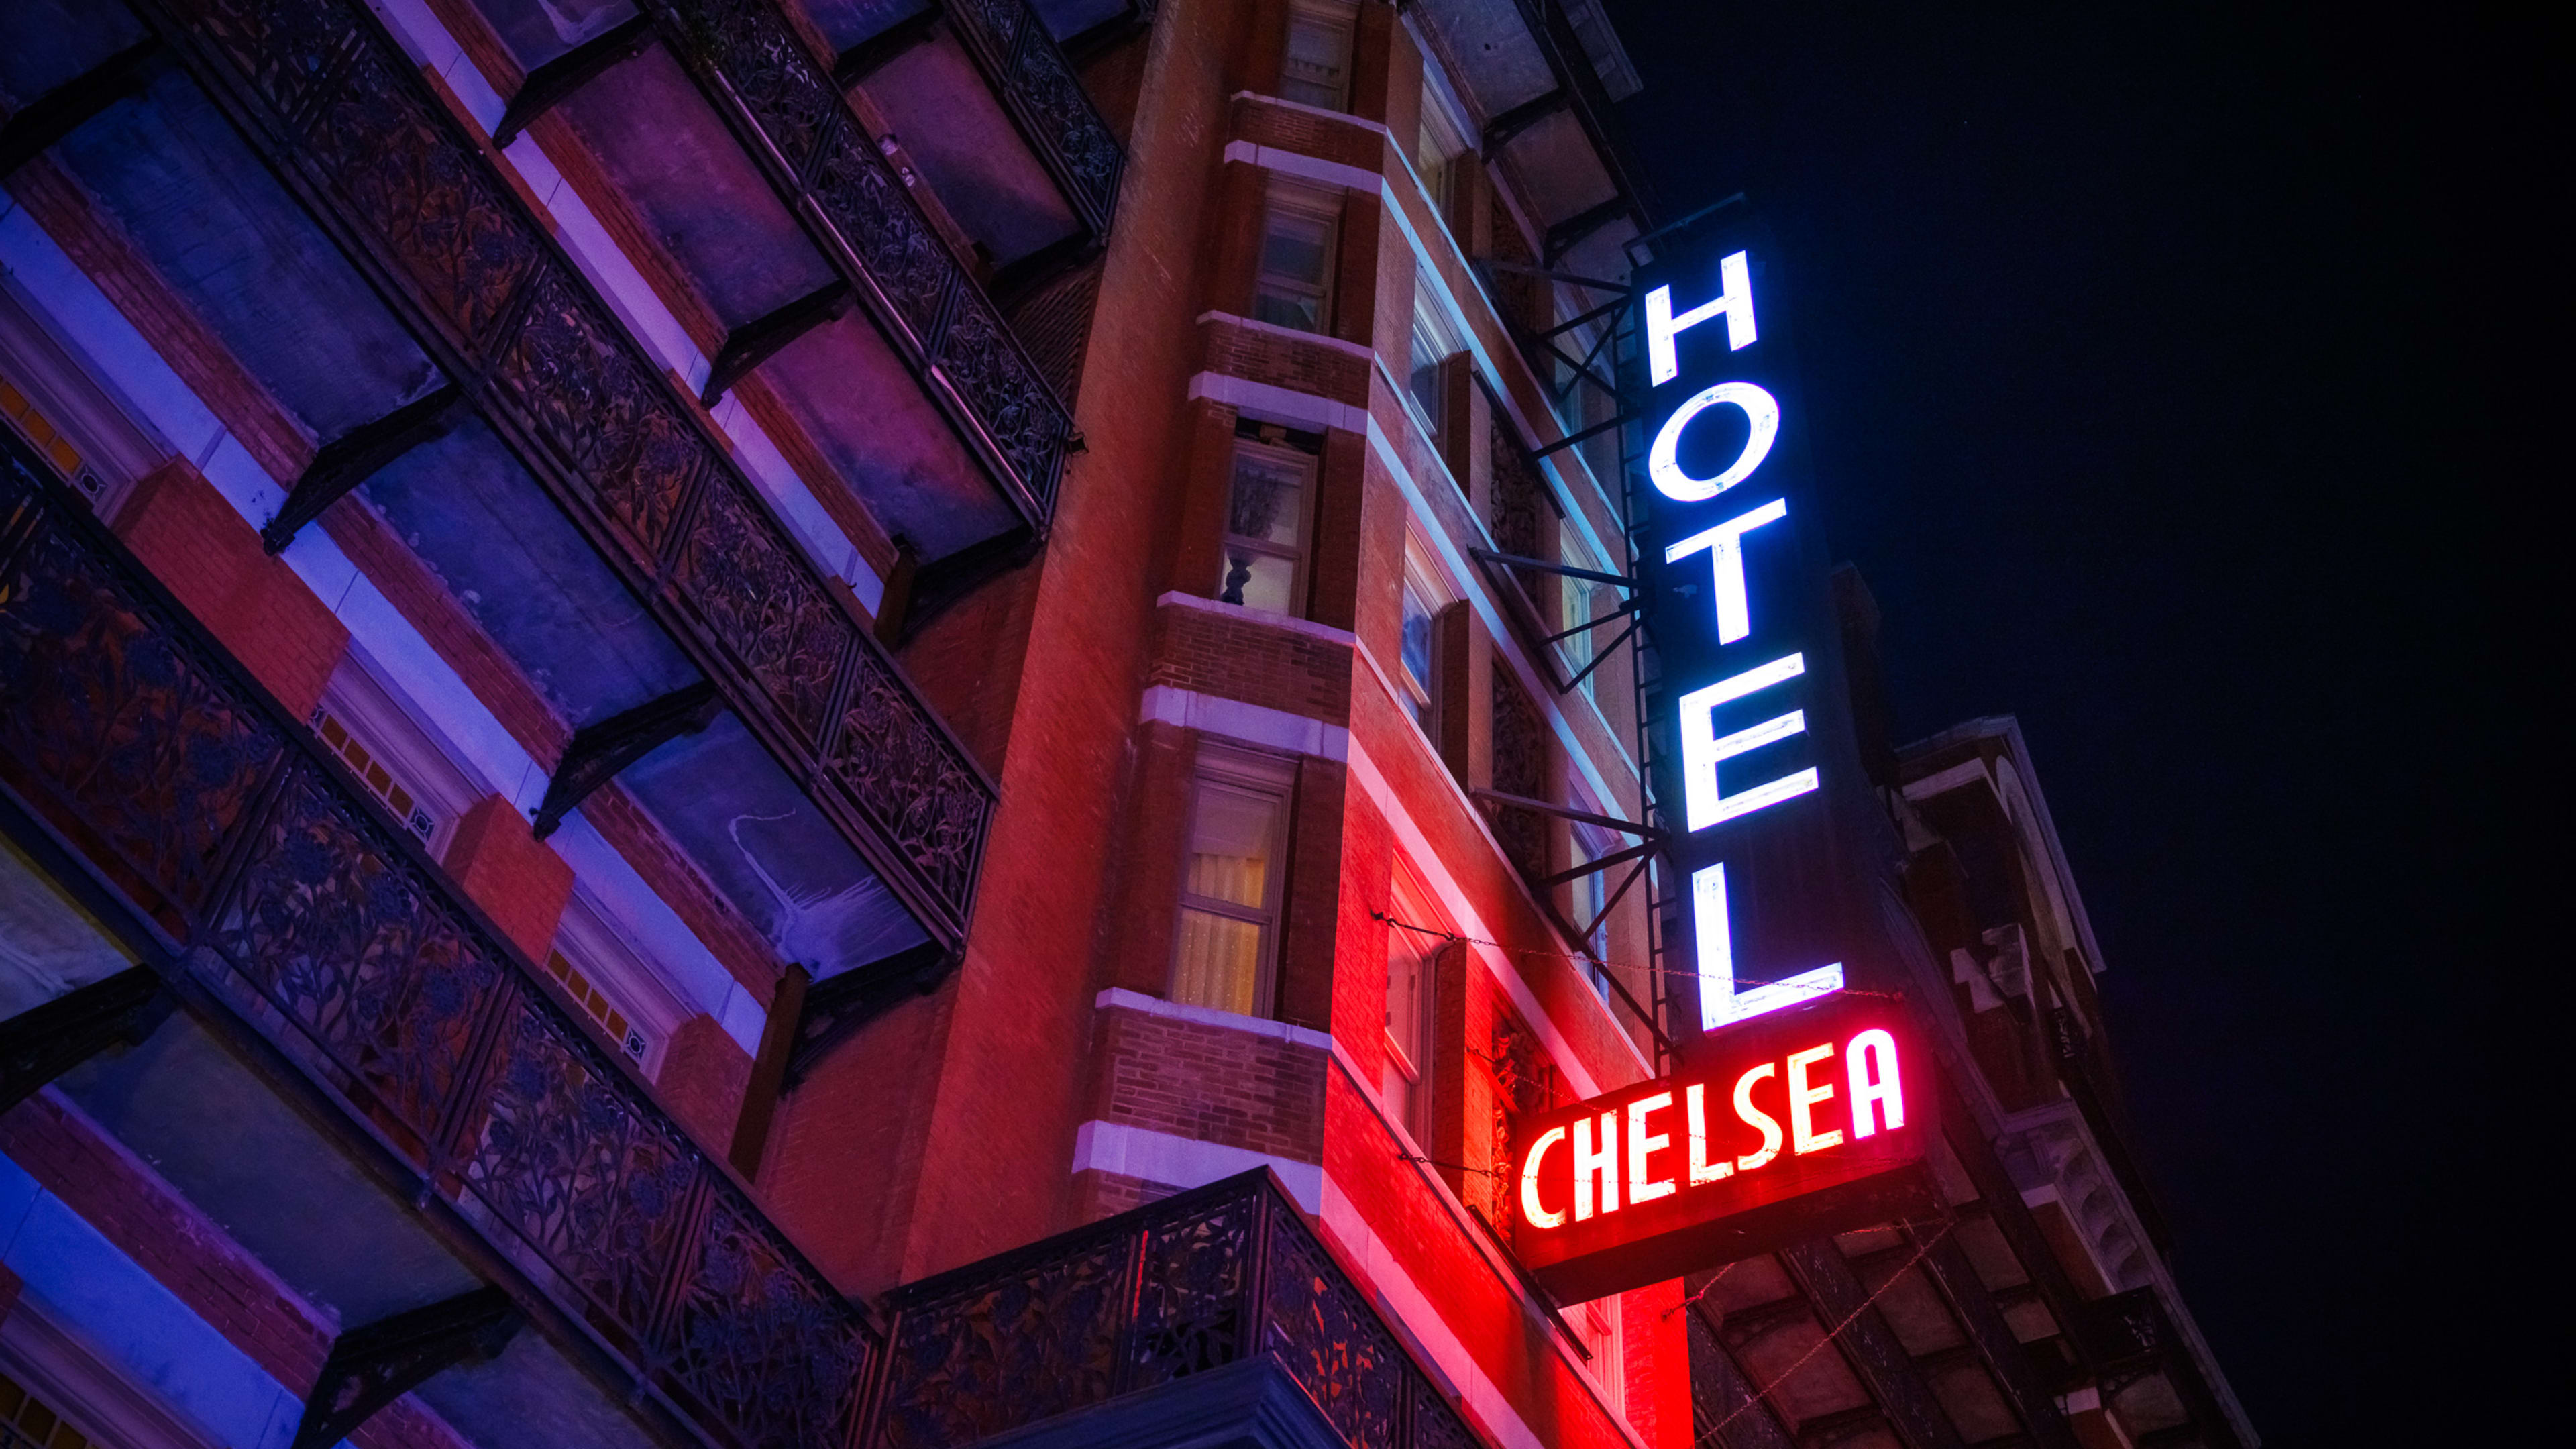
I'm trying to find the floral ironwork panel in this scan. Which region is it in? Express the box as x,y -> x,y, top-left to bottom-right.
209,765 -> 507,1159
1261,1224 -> 1403,1449
177,0 -> 357,130
1127,1193 -> 1254,1388
671,474 -> 844,749
300,38 -> 539,350
828,653 -> 989,915
0,482 -> 284,924
669,1192 -> 871,1449
657,0 -> 841,176
1489,669 -> 1548,877
874,1234 -> 1134,1449
936,292 -> 1065,514
806,119 -> 960,347
1411,1392 -> 1484,1449
494,270 -> 710,570
465,996 -> 701,1354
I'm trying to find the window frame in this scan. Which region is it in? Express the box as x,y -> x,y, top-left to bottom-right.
1381,867 -> 1440,1141
1397,541 -> 1448,740
547,889 -> 688,1079
1169,749 -> 1297,1018
1218,429 -> 1320,616
1279,1 -> 1358,111
313,651 -> 482,857
1252,182 -> 1342,335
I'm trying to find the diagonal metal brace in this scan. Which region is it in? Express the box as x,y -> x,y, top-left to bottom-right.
261,384 -> 468,554
1467,547 -> 1637,590
784,940 -> 953,1085
0,39 -> 164,178
532,680 -> 723,838
291,1287 -> 521,1449
492,15 -> 657,149
1,966 -> 175,1114
1470,788 -> 1662,841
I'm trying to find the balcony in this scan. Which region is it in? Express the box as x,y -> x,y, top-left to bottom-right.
872,1169 -> 1485,1449
0,425 -> 877,1449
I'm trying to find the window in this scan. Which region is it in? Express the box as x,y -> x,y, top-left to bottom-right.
1558,522 -> 1617,700
0,1368 -> 101,1449
1570,820 -> 1618,1001
1,284 -> 158,519
1218,433 -> 1315,614
312,704 -> 441,846
1398,547 -> 1446,737
1416,93 -> 1467,217
1383,920 -> 1434,1140
1280,3 -> 1356,110
1173,758 -> 1291,1016
547,892 -> 682,1078
307,655 -> 478,856
1254,184 -> 1338,333
1405,282 -> 1464,447
1573,1294 -> 1625,1414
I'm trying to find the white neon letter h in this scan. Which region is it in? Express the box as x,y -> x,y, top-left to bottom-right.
1646,250 -> 1757,385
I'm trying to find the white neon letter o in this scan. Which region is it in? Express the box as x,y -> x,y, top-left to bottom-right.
1648,382 -> 1780,502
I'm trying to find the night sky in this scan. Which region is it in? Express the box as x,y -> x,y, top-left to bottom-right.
1598,1 -> 2528,1440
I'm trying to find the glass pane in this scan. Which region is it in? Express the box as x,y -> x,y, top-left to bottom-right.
1253,287 -> 1324,332
1401,586 -> 1436,698
1187,786 -> 1278,908
1261,213 -> 1333,288
1174,907 -> 1263,1014
1220,545 -> 1297,612
1282,15 -> 1350,109
1386,932 -> 1424,1063
1229,451 -> 1307,547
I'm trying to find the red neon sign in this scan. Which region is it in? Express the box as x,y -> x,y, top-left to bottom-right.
1508,994 -> 1937,1301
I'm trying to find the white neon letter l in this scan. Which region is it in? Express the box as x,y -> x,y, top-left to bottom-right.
1692,863 -> 1845,1030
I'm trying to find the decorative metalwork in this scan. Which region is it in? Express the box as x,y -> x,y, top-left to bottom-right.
938,0 -> 1125,233
0,429 -> 879,1449
644,0 -> 1075,521
291,1287 -> 521,1449
1489,670 -> 1548,877
142,0 -> 996,941
874,1171 -> 1487,1449
0,967 -> 175,1114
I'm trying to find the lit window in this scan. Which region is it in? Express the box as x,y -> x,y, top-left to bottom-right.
1383,904 -> 1434,1139
1280,4 -> 1355,110
1173,763 -> 1290,1016
312,704 -> 441,846
0,1368 -> 104,1449
1218,437 -> 1313,614
543,945 -> 651,1065
1254,187 -> 1338,333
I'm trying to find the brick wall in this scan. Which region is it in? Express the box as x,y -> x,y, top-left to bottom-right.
442,794 -> 574,964
1148,602 -> 1352,724
113,457 -> 348,721
0,1091 -> 472,1449
1089,1005 -> 1327,1165
1200,315 -> 1371,406
1233,97 -> 1387,174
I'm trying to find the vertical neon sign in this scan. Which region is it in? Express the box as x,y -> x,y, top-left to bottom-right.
1632,229 -> 1852,1035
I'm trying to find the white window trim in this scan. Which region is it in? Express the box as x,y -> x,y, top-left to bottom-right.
550,885 -> 690,1078
316,649 -> 485,857
1,1298 -> 219,1449
1171,745 -> 1299,1016
0,279 -> 162,521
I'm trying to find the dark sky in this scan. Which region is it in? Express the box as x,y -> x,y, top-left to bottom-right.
1597,1 -> 2531,1440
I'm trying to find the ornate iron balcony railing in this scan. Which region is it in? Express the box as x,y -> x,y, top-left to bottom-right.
133,0 -> 996,943
639,0 -> 1087,525
872,1168 -> 1485,1449
928,0 -> 1125,235
0,428 -> 877,1449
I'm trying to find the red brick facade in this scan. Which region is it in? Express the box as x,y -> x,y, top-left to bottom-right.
0,1092 -> 471,1449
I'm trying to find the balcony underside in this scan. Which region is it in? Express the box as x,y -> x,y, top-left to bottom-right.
1,0 -> 997,947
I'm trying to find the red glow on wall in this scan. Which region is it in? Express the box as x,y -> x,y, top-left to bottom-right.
1509,994 -> 1938,1300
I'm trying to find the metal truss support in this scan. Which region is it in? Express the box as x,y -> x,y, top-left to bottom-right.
531,681 -> 724,839
1477,256 -> 1631,296
492,15 -> 657,149
0,967 -> 176,1114
1528,409 -> 1635,460
988,232 -> 1100,312
261,385 -> 468,554
833,9 -> 941,87
699,281 -> 854,405
877,523 -> 1040,644
784,941 -> 953,1085
1481,88 -> 1568,156
1545,193 -> 1633,266
290,1287 -> 521,1449
1780,1238 -> 1967,1449
1468,548 -> 1638,592
0,40 -> 164,178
